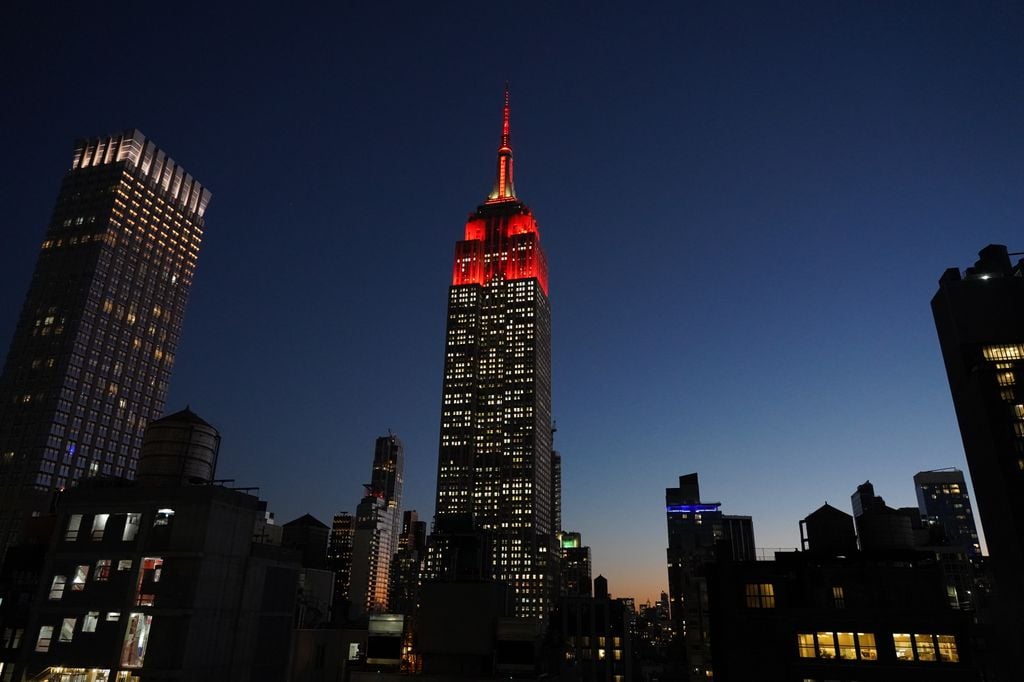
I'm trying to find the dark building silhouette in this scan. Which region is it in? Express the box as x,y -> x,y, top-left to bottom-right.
914,469 -> 981,557
426,88 -> 556,621
0,408 -> 300,681
413,581 -> 543,678
932,244 -> 1024,676
665,473 -> 755,681
326,511 -> 355,616
282,513 -> 329,570
850,481 -> 917,553
398,510 -> 426,552
281,515 -> 334,629
552,574 -> 634,682
800,503 -> 858,558
0,131 -> 211,558
388,511 -> 426,615
851,480 -> 886,520
708,550 -> 977,681
634,593 -> 673,676
557,531 -> 592,596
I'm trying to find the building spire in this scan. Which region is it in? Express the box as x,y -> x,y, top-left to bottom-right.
487,83 -> 517,202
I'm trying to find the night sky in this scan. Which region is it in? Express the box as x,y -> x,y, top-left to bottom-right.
2,2 -> 1022,603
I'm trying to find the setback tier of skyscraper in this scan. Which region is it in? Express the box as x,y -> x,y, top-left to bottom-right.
0,131 -> 210,557
425,89 -> 556,621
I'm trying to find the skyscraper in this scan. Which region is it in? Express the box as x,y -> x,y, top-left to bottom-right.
327,511 -> 355,612
556,531 -> 592,596
665,473 -> 755,681
932,244 -> 1024,673
426,88 -> 555,620
349,433 -> 404,617
914,469 -> 981,557
389,510 -> 427,614
0,130 -> 210,557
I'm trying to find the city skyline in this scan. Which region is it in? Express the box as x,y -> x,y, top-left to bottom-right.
1,3 -> 1022,603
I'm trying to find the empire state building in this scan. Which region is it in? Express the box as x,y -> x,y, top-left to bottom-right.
427,89 -> 556,620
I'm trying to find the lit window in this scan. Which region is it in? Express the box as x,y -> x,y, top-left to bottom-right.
35,626 -> 53,652
836,632 -> 856,659
893,633 -> 913,661
123,513 -> 141,541
856,632 -> 877,660
91,513 -> 109,541
71,565 -> 89,590
832,585 -> 845,608
83,612 -> 99,633
106,612 -> 121,622
136,557 -> 162,606
95,559 -> 112,581
915,633 -> 936,661
59,618 -> 76,643
154,508 -> 174,526
120,613 -> 153,667
797,633 -> 816,658
998,372 -> 1016,387
937,635 -> 959,662
983,344 -> 1024,361
745,583 -> 775,608
49,576 -> 67,600
117,560 -> 133,571
816,632 -> 836,659
65,514 -> 83,541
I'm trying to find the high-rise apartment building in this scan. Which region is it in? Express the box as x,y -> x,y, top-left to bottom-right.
914,469 -> 981,557
349,433 -> 403,618
426,89 -> 555,620
932,244 -> 1024,674
0,131 -> 210,557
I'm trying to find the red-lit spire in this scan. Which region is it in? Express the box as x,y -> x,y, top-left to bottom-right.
487,84 -> 516,202
501,84 -> 511,149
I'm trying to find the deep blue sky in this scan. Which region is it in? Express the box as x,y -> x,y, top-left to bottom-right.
2,2 -> 1022,602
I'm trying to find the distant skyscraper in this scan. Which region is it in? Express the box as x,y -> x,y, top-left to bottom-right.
0,130 -> 210,556
349,433 -> 403,617
398,509 -> 426,552
849,480 -> 921,551
425,88 -> 555,620
389,510 -> 427,614
850,480 -> 886,520
665,473 -> 755,682
914,469 -> 981,557
932,244 -> 1024,672
557,530 -> 592,596
327,512 -> 355,609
